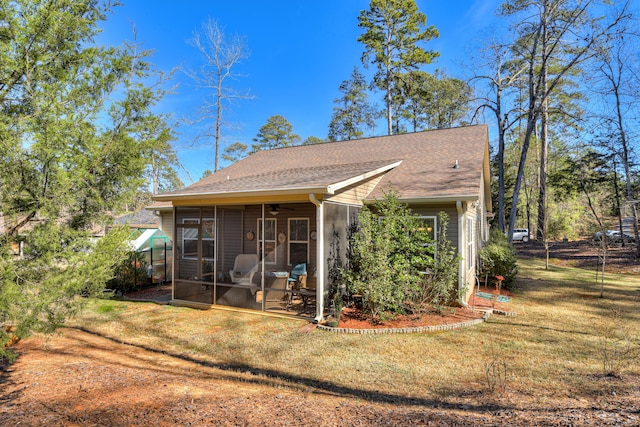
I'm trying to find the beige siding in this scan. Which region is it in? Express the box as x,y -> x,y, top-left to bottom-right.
160,211 -> 174,241
326,175 -> 383,205
460,193 -> 489,303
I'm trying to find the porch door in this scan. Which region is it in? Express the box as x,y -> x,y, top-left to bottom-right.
180,217 -> 215,282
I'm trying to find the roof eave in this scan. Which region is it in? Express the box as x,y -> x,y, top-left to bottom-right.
145,205 -> 173,211
152,185 -> 331,202
364,195 -> 480,205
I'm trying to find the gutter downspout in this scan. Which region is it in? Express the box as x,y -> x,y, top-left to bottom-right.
309,193 -> 324,322
456,201 -> 469,308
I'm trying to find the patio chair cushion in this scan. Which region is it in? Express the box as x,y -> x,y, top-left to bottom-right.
229,254 -> 259,284
288,263 -> 307,283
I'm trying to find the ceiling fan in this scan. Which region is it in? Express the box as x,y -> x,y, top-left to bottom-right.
268,204 -> 294,216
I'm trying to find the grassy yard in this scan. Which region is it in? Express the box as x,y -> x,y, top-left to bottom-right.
68,257 -> 640,406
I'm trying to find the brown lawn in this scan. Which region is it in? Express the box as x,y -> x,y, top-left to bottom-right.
1,240 -> 639,426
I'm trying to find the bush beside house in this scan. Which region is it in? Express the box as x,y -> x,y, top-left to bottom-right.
341,190 -> 459,321
479,229 -> 518,289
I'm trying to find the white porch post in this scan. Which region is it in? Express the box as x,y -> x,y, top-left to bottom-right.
260,203 -> 265,312
171,206 -> 176,301
456,200 -> 468,307
309,194 -> 324,322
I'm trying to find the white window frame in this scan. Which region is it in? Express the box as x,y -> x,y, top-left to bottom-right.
257,217 -> 277,265
182,218 -> 215,261
288,218 -> 309,265
417,215 -> 438,244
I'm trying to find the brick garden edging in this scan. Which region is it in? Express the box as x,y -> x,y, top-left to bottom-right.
492,308 -> 517,317
317,309 -> 493,334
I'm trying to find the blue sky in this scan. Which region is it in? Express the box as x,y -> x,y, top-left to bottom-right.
100,0 -> 503,184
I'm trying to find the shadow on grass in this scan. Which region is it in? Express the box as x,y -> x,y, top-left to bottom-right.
495,320 -> 593,336
69,325 -> 506,413
514,261 -> 640,311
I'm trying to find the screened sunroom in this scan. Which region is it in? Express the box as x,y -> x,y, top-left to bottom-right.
168,201 -> 358,319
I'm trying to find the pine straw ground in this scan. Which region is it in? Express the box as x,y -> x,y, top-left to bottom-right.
1,240 -> 639,426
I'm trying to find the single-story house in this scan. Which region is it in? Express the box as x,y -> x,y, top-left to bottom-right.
151,124 -> 492,321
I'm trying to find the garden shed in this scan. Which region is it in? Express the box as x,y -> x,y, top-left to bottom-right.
129,228 -> 173,285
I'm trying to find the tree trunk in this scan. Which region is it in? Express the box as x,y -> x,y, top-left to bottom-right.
215,68 -> 223,172
613,82 -> 640,257
612,161 -> 625,247
537,5 -> 549,241
508,117 -> 538,243
537,99 -> 548,241
496,88 -> 506,233
385,38 -> 393,135
386,76 -> 393,135
545,240 -> 550,270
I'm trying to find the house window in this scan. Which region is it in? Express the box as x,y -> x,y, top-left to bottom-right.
288,218 -> 309,265
467,217 -> 474,271
417,216 -> 437,241
258,218 -> 276,264
182,218 -> 215,261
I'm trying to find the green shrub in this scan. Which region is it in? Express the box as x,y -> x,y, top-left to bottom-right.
107,250 -> 149,295
342,189 -> 434,320
1,225 -> 130,361
408,212 -> 460,314
479,229 -> 518,289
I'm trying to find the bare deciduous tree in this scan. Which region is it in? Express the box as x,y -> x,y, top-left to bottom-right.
592,22 -> 640,257
470,39 -> 526,232
185,19 -> 253,171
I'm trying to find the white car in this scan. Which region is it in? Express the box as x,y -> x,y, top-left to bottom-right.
512,228 -> 530,242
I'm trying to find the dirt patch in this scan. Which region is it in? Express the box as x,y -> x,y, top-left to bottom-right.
2,327 -> 638,426
515,239 -> 640,274
122,283 -> 172,301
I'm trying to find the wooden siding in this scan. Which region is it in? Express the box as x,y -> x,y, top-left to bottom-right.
218,208 -> 243,280
409,204 -> 459,251
160,211 -> 174,241
242,203 -> 317,271
326,175 -> 383,206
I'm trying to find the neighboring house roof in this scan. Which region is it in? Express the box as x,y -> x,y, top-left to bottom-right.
155,125 -> 490,208
114,209 -> 160,229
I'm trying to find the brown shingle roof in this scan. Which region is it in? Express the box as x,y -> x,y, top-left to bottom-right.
113,210 -> 160,228
157,125 -> 488,202
171,159 -> 399,196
